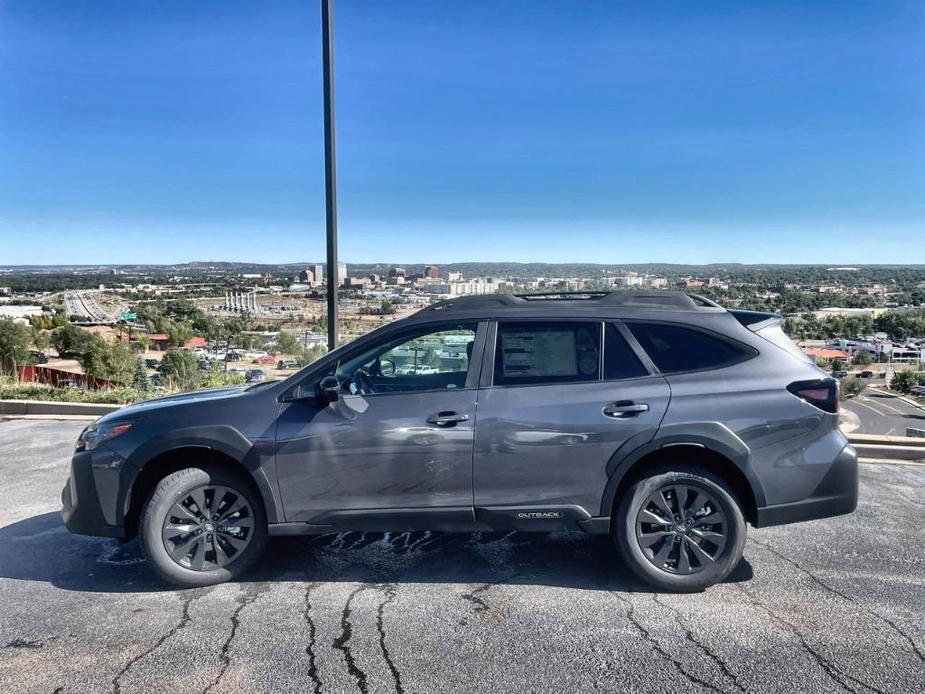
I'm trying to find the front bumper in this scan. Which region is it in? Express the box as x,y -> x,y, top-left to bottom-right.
60,448 -> 127,539
754,443 -> 858,527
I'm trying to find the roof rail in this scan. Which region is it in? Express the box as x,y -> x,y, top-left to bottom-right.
421,290 -> 722,312
422,294 -> 524,312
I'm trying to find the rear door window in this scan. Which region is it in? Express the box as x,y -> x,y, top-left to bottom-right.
626,322 -> 754,373
603,323 -> 648,380
494,321 -> 601,385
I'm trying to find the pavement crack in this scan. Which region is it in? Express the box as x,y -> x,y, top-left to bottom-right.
4,638 -> 45,649
460,575 -> 517,626
749,538 -> 925,664
303,582 -> 323,694
201,588 -> 261,694
332,584 -> 371,694
611,592 -> 726,694
376,584 -> 405,694
653,594 -> 747,694
734,584 -> 887,694
111,591 -> 200,694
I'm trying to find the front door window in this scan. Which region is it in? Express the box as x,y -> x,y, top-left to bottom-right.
335,323 -> 478,395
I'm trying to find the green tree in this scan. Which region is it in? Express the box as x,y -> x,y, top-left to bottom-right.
200,361 -> 245,388
158,349 -> 200,392
830,359 -> 845,371
165,320 -> 193,348
889,371 -> 920,393
275,330 -> 301,355
79,336 -> 136,384
31,327 -> 51,354
299,344 -> 327,366
52,324 -> 94,357
132,357 -> 150,392
0,318 -> 32,377
854,350 -> 873,366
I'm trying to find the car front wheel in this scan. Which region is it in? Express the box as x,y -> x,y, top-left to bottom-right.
140,465 -> 267,587
614,465 -> 746,592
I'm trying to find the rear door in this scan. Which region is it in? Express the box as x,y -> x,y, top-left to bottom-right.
473,320 -> 670,524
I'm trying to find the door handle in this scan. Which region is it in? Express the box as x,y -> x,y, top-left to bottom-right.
603,401 -> 649,418
427,411 -> 470,427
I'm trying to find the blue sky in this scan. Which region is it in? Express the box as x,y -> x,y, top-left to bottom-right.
1,0 -> 923,265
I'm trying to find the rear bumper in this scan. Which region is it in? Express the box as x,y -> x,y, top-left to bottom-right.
754,443 -> 858,527
60,449 -> 127,539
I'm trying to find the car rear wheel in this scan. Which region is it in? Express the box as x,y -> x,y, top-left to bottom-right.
614,465 -> 746,592
140,465 -> 267,587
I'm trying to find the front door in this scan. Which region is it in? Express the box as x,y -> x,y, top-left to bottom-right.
275,321 -> 484,527
473,320 -> 670,523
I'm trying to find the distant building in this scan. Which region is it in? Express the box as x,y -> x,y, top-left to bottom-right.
389,267 -> 406,279
424,265 -> 439,279
0,305 -> 43,323
310,264 -> 324,285
337,262 -> 347,287
447,271 -> 463,282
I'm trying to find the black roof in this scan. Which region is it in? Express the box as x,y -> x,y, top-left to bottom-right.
419,291 -> 723,315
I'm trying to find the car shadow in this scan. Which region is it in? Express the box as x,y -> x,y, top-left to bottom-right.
0,512 -> 753,594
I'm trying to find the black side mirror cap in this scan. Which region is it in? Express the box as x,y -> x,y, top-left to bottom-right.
317,374 -> 340,402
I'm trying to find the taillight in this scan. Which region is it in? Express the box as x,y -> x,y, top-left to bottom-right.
787,379 -> 839,414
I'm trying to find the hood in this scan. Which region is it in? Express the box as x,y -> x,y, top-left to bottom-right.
97,384 -> 251,423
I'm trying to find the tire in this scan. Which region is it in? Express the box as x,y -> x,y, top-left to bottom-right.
614,465 -> 746,592
140,465 -> 268,588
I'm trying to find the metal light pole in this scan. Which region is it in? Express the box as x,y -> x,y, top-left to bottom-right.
321,0 -> 339,351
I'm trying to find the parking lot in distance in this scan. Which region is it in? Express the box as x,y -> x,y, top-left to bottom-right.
1,418 -> 923,694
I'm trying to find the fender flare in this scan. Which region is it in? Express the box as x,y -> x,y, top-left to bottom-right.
120,425 -> 282,524
598,421 -> 766,518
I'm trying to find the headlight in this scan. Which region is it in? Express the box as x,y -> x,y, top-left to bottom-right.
76,422 -> 133,451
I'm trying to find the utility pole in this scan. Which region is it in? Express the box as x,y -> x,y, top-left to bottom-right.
321,0 -> 339,351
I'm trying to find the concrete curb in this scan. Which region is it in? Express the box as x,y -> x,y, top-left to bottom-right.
0,399 -> 122,417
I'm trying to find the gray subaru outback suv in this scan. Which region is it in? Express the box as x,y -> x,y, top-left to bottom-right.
62,291 -> 857,591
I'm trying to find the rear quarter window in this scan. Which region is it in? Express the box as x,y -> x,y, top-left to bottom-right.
626,322 -> 755,373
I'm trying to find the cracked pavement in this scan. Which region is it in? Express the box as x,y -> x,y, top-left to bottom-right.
0,419 -> 923,694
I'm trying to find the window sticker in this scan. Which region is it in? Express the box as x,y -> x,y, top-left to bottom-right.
501,330 -> 578,377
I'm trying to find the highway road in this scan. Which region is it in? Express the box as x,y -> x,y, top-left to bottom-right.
63,290 -> 116,323
841,388 -> 925,437
1,418 -> 923,694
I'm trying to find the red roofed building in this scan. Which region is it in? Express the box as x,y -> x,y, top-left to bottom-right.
802,348 -> 850,363
185,336 -> 208,349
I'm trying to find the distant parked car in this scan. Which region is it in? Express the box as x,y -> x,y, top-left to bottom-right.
859,371 -> 874,379
30,350 -> 48,364
56,379 -> 81,389
833,370 -> 848,378
277,359 -> 300,369
253,355 -> 275,364
245,368 -> 265,382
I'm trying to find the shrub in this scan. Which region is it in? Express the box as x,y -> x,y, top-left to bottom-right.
840,376 -> 867,399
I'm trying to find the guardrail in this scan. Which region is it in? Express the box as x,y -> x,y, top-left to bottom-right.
847,433 -> 925,463
0,399 -> 120,417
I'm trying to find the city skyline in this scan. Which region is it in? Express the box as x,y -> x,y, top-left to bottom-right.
1,1 -> 923,265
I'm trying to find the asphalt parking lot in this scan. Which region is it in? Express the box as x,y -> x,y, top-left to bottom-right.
841,389 -> 925,437
0,419 -> 923,694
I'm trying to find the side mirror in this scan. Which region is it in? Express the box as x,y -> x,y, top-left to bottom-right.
379,358 -> 395,376
316,374 -> 340,402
